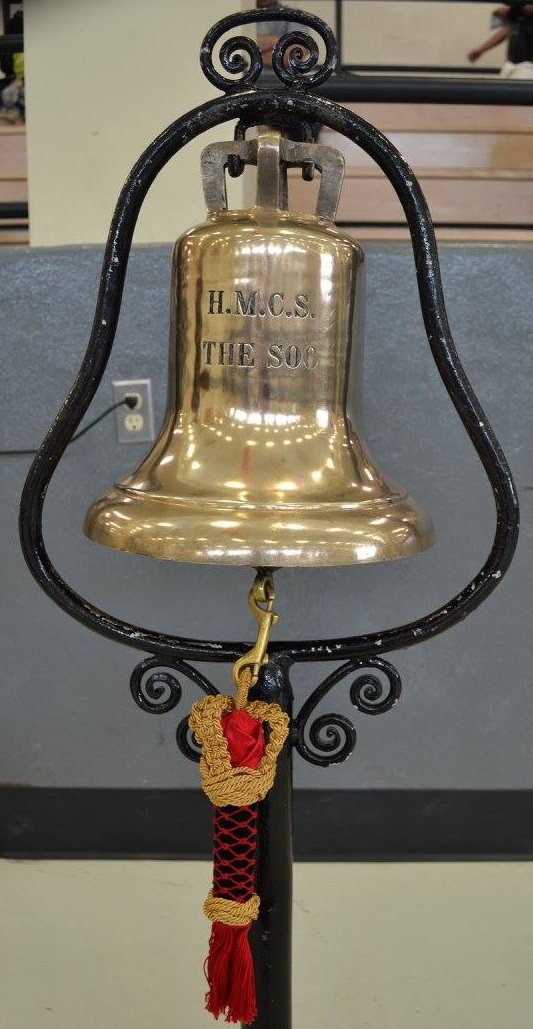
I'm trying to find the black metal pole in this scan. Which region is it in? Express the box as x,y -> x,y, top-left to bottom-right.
335,0 -> 343,70
250,658 -> 294,1029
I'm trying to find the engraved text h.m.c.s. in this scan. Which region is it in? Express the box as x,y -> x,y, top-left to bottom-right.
206,289 -> 316,319
202,288 -> 319,371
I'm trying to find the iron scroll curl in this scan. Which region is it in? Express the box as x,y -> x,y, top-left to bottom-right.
19,14 -> 519,668
130,656 -> 219,714
293,658 -> 402,766
127,652 -> 402,768
200,7 -> 337,93
129,657 -> 220,762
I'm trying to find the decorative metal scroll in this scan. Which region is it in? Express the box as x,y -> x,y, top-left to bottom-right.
130,656 -> 219,713
129,653 -> 402,768
292,657 -> 402,766
19,10 -> 519,686
130,657 -> 219,762
200,7 -> 337,93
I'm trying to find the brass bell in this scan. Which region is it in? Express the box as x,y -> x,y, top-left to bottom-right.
84,132 -> 434,566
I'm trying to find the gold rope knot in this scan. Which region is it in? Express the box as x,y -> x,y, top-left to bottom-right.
188,694 -> 290,808
203,889 -> 260,927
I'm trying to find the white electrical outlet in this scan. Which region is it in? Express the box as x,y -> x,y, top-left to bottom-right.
112,379 -> 155,444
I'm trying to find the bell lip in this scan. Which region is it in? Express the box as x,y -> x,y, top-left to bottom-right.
83,487 -> 435,568
92,482 -> 419,513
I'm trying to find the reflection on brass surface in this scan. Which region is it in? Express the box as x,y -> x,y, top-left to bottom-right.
84,134 -> 434,567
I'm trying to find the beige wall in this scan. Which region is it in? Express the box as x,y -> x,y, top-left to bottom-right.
2,859 -> 532,1029
24,0 -> 243,246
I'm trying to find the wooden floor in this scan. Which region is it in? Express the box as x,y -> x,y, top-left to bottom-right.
342,225 -> 533,242
289,103 -> 533,242
2,105 -> 533,244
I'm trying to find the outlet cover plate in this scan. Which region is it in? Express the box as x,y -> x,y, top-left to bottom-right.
112,379 -> 155,444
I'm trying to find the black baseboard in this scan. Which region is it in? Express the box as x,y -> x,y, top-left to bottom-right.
1,788 -> 531,860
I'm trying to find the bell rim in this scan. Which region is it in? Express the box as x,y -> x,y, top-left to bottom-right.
83,486 -> 435,567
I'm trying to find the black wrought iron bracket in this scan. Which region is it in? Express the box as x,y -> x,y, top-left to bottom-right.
129,651 -> 402,767
19,7 -> 519,766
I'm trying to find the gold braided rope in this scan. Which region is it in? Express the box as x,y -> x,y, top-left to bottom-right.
203,889 -> 260,927
191,582 -> 287,933
235,666 -> 253,711
188,691 -> 290,808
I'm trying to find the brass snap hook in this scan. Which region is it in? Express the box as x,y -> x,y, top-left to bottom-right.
232,571 -> 279,698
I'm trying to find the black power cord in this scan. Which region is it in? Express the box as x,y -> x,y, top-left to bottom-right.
0,396 -> 137,458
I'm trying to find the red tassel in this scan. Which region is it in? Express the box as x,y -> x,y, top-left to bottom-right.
205,920 -> 256,1024
203,709 -> 265,1023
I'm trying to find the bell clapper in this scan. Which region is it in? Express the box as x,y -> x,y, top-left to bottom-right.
232,569 -> 279,707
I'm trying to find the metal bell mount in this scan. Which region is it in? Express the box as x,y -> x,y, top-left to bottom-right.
19,8 -> 519,1029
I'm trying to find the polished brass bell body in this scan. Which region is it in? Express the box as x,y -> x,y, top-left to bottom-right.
84,132 -> 434,566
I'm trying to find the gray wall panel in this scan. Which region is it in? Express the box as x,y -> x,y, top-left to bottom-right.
1,243 -> 530,788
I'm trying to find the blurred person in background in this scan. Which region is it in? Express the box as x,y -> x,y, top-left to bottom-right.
0,8 -> 24,122
467,3 -> 533,79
